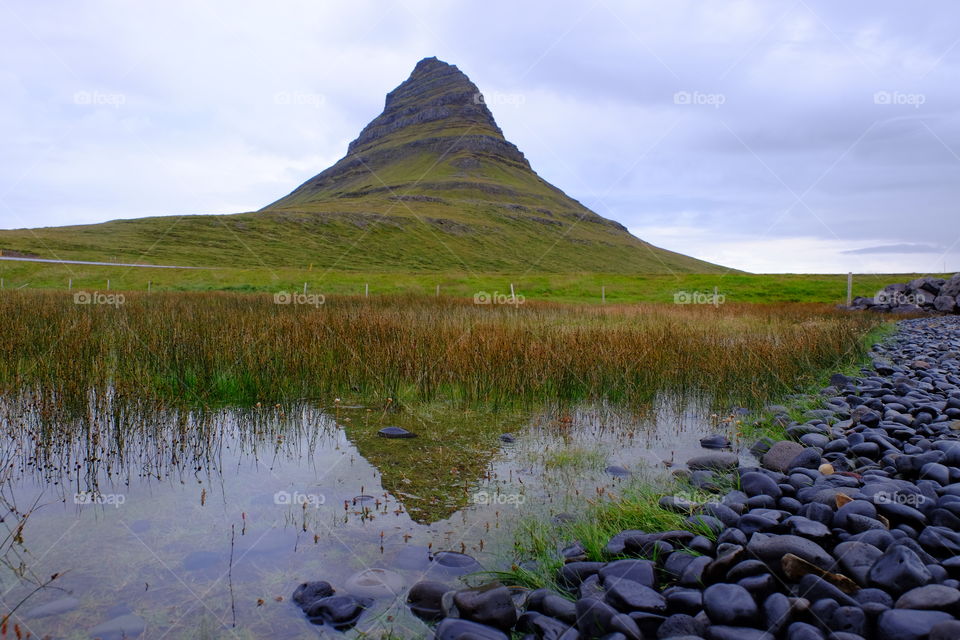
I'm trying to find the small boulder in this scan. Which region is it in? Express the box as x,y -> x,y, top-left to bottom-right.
434,618 -> 509,640
877,609 -> 954,640
687,452 -> 739,471
453,586 -> 518,630
703,583 -> 759,626
406,581 -> 448,622
293,581 -> 335,606
868,545 -> 932,595
762,441 -> 806,473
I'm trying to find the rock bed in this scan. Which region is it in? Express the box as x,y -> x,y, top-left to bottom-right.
848,274 -> 960,314
387,316 -> 960,640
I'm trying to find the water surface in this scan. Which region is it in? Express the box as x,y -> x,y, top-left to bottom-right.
0,395 -> 728,639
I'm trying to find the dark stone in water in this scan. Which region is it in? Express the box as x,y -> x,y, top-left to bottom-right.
406,580 -> 449,621
432,550 -> 482,573
499,433 -> 516,443
687,452 -> 739,470
377,426 -> 417,438
293,580 -> 335,606
700,434 -> 732,449
605,465 -> 632,477
303,595 -> 367,629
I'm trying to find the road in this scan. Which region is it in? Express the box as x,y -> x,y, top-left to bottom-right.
0,256 -> 207,269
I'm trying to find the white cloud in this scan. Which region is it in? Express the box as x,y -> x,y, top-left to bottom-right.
0,0 -> 958,273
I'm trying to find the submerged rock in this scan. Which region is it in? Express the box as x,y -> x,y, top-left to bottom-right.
700,434 -> 732,449
604,465 -> 632,477
432,550 -> 482,573
303,595 -> 367,629
686,452 -> 739,470
87,614 -> 146,639
25,596 -> 80,619
407,580 -> 450,622
292,580 -> 335,606
344,568 -> 404,599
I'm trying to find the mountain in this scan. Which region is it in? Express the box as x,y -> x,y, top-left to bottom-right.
0,57 -> 726,274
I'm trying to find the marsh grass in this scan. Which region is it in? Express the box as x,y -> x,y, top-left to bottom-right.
487,480 -> 703,592
540,447 -> 608,473
738,321 -> 897,442
0,292 -> 881,413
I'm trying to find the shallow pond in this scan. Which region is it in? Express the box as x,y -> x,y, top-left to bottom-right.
0,395 -> 735,639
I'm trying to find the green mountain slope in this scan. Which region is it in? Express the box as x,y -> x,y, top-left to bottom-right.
0,57 -> 726,274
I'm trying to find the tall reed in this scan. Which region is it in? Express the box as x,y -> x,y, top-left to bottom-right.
0,292 -> 882,411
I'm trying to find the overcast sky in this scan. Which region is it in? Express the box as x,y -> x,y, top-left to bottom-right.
1,1 -> 958,273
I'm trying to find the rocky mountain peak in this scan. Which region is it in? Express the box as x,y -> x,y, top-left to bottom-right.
347,56 -> 504,154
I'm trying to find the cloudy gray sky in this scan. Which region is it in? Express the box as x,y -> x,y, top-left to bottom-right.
1,0 -> 958,273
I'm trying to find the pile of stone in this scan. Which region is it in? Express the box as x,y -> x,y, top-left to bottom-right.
398,316 -> 960,640
848,274 -> 960,314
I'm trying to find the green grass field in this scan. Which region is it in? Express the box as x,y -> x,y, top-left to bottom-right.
0,260 -> 947,304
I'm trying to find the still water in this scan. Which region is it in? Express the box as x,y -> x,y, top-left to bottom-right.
0,395 -> 729,639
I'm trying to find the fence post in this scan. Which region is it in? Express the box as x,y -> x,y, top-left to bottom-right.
303,282 -> 308,295
436,284 -> 440,297
107,279 -> 110,291
510,283 -> 515,301
847,272 -> 853,306
365,283 -> 369,298
68,278 -> 72,290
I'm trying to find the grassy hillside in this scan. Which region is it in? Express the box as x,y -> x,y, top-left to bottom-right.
0,202 -> 721,274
